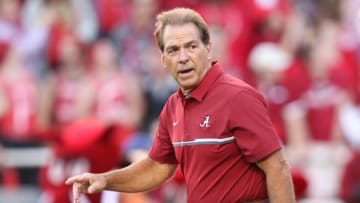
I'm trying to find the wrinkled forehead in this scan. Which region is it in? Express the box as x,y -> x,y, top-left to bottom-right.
162,23 -> 202,48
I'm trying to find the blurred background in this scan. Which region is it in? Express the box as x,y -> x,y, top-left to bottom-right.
1,0 -> 360,202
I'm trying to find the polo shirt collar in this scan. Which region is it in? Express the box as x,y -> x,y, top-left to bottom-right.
177,61 -> 223,102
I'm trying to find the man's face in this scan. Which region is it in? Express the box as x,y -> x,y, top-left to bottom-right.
161,23 -> 212,94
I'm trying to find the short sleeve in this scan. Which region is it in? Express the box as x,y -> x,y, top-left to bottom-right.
229,88 -> 281,163
148,103 -> 178,164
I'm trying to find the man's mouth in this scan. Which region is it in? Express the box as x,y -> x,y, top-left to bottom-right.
178,68 -> 193,75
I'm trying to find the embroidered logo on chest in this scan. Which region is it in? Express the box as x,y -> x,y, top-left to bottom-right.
173,120 -> 179,127
200,115 -> 210,128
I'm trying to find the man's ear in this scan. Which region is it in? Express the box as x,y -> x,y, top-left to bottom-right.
206,42 -> 213,61
160,52 -> 166,69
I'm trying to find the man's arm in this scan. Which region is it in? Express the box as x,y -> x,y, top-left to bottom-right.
66,156 -> 177,203
104,156 -> 177,192
256,149 -> 296,203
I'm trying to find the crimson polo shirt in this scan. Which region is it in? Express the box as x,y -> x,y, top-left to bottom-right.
149,62 -> 281,203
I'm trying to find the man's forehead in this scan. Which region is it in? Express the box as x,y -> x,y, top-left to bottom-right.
163,23 -> 201,46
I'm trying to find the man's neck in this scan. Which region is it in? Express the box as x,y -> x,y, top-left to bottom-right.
181,89 -> 192,97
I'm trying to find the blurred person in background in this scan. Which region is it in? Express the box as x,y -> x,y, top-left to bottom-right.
40,35 -> 93,129
22,0 -> 98,69
110,0 -> 159,78
88,37 -> 145,132
38,35 -> 95,203
0,0 -> 54,197
66,8 -> 295,203
89,37 -> 146,195
248,42 -> 293,144
0,0 -> 55,79
283,19 -> 352,203
0,43 -> 49,187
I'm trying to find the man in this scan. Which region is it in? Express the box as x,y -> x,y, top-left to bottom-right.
66,8 -> 295,203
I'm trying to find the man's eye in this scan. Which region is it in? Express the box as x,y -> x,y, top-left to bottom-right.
167,49 -> 174,55
190,45 -> 197,49
167,48 -> 178,55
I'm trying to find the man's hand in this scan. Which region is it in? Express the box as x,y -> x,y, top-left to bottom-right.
65,172 -> 107,203
65,157 -> 177,203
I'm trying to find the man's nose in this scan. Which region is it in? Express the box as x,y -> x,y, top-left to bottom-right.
178,49 -> 189,64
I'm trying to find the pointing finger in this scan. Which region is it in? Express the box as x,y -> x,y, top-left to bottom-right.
73,182 -> 81,203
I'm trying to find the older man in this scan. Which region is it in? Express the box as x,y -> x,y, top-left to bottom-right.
66,8 -> 295,203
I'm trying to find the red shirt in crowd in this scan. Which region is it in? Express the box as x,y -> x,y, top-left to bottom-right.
0,72 -> 39,139
149,62 -> 281,203
91,73 -> 128,125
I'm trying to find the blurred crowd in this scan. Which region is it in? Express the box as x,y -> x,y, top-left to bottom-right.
1,0 -> 360,203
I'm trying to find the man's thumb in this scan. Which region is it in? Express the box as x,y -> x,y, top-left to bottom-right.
87,181 -> 103,194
